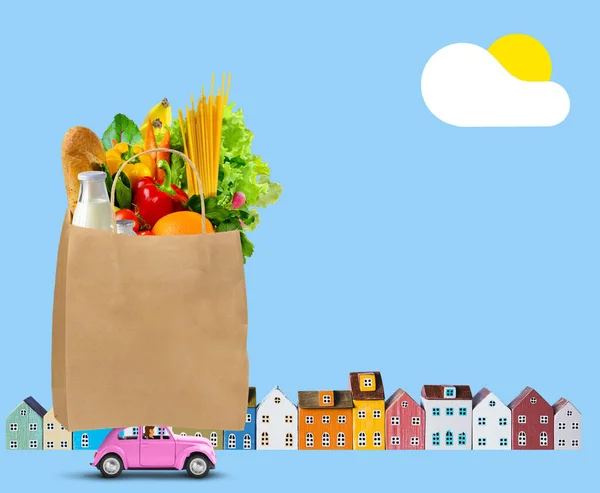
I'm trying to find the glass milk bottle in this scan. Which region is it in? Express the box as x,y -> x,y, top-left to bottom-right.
72,171 -> 114,231
116,219 -> 136,235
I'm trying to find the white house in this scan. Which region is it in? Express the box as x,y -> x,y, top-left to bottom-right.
553,398 -> 581,450
421,385 -> 472,450
256,386 -> 298,450
472,388 -> 511,450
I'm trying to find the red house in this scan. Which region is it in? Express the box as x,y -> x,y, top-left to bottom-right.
385,389 -> 425,450
508,387 -> 554,450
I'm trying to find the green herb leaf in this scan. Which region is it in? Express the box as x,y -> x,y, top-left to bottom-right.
113,171 -> 132,210
171,154 -> 187,189
101,163 -> 114,199
217,220 -> 241,233
240,232 -> 254,259
101,114 -> 143,151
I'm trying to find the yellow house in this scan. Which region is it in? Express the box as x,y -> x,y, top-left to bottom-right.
43,408 -> 72,450
349,372 -> 385,450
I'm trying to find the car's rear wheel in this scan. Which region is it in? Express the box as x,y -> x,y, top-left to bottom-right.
99,454 -> 123,478
186,454 -> 210,479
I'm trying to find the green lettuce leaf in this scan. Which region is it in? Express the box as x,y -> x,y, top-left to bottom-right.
101,114 -> 143,151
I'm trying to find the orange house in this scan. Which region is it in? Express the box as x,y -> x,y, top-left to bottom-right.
298,390 -> 353,450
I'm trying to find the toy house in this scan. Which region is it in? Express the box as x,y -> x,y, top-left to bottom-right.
298,390 -> 353,450
172,427 -> 223,450
421,385 -> 473,450
349,371 -> 385,450
472,388 -> 511,450
508,387 -> 554,450
43,408 -> 72,450
72,429 -> 112,450
385,389 -> 425,450
553,398 -> 581,450
6,396 -> 47,450
256,386 -> 298,450
224,387 -> 257,450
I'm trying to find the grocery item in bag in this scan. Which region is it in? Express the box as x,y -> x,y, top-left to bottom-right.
72,171 -> 113,231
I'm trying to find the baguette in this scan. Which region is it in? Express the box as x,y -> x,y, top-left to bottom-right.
61,126 -> 105,214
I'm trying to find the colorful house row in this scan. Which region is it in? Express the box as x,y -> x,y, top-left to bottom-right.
6,376 -> 581,451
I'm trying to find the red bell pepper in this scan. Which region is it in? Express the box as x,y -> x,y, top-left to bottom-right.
132,160 -> 188,229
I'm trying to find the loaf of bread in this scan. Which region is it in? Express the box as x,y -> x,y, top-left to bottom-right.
61,126 -> 106,213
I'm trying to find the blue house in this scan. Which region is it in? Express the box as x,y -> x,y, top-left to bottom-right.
224,387 -> 256,450
73,428 -> 111,450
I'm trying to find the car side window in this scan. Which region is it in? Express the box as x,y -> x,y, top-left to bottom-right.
118,428 -> 138,440
142,426 -> 160,440
160,427 -> 171,440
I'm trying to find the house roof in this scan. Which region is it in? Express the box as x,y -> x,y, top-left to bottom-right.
248,387 -> 257,408
421,385 -> 472,400
349,372 -> 385,400
507,386 -> 550,410
24,396 -> 48,418
385,388 -> 407,408
472,388 -> 491,408
297,390 -> 353,409
257,386 -> 296,408
553,397 -> 580,415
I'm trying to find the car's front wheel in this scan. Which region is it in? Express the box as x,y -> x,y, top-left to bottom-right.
99,454 -> 124,479
186,454 -> 211,479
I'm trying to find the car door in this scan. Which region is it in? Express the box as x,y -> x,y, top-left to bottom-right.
139,426 -> 176,467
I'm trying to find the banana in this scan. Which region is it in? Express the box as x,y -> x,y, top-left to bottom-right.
140,98 -> 172,135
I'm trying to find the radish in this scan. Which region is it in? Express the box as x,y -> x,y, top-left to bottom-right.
232,192 -> 246,210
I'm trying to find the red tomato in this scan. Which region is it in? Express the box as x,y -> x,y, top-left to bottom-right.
115,209 -> 140,233
137,230 -> 155,236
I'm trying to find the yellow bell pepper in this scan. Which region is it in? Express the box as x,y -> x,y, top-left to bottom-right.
105,142 -> 129,175
105,143 -> 155,183
123,162 -> 152,187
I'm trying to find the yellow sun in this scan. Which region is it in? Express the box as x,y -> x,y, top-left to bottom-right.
488,34 -> 552,81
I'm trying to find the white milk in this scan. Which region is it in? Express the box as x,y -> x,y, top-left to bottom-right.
72,171 -> 114,232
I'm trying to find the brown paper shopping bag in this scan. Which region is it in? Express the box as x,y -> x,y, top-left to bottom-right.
52,149 -> 249,432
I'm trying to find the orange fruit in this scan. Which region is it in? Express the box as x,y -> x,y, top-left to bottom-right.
152,211 -> 215,236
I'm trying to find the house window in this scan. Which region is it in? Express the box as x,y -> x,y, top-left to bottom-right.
363,377 -> 373,388
412,417 -> 421,426
459,408 -> 467,416
60,425 -> 66,431
9,441 -> 17,449
243,434 -> 251,449
373,432 -> 382,447
260,432 -> 269,447
572,439 -> 579,447
446,408 -> 454,416
81,434 -> 89,448
410,437 -> 419,446
322,415 -> 330,424
46,441 -> 54,449
572,422 -> 579,430
210,432 -> 218,447
518,415 -> 526,424
285,433 -> 293,448
9,423 -> 17,432
228,434 -> 236,449
391,416 -> 400,425
358,432 -> 367,447
46,423 -> 54,431
530,397 -> 537,404
558,439 -> 566,447
133,428 -> 138,436
306,416 -> 314,424
20,409 -> 26,416
274,397 -> 281,404
540,432 -> 548,447
432,432 -> 440,446
432,408 -> 440,416
558,422 -> 566,430
373,410 -> 381,419
540,416 -> 549,424
567,410 -> 573,417
322,395 -> 331,404
29,440 -> 38,449
401,401 -> 408,408
337,432 -> 346,447
285,415 -> 293,423
306,433 -> 314,448
391,436 -> 400,445
322,432 -> 330,447
358,410 -> 366,419
489,400 -> 496,407
478,438 -> 487,446
445,431 -> 453,446
29,423 -> 37,432
478,417 -> 486,426
338,415 -> 347,424
60,441 -> 68,449
246,414 -> 252,423
499,418 -> 508,426
179,432 -> 187,436
195,432 -> 202,437
444,387 -> 455,398
262,415 -> 270,423
500,438 -> 508,447
518,432 -> 526,447
458,433 -> 466,445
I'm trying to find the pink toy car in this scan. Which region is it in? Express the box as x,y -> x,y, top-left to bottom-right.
91,426 -> 216,479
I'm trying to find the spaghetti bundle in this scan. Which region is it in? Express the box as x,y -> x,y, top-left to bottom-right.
178,73 -> 231,197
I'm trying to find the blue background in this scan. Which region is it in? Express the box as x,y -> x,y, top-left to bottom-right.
0,0 -> 596,490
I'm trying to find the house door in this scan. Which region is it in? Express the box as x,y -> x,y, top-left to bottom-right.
139,427 -> 176,467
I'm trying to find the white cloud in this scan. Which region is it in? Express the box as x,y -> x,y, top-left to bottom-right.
421,43 -> 570,127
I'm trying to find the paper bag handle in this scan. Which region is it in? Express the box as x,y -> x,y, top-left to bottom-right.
110,148 -> 207,234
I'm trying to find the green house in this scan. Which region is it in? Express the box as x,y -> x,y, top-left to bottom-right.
6,396 -> 47,450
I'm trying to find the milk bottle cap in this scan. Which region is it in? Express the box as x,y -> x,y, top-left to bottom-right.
78,171 -> 107,181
